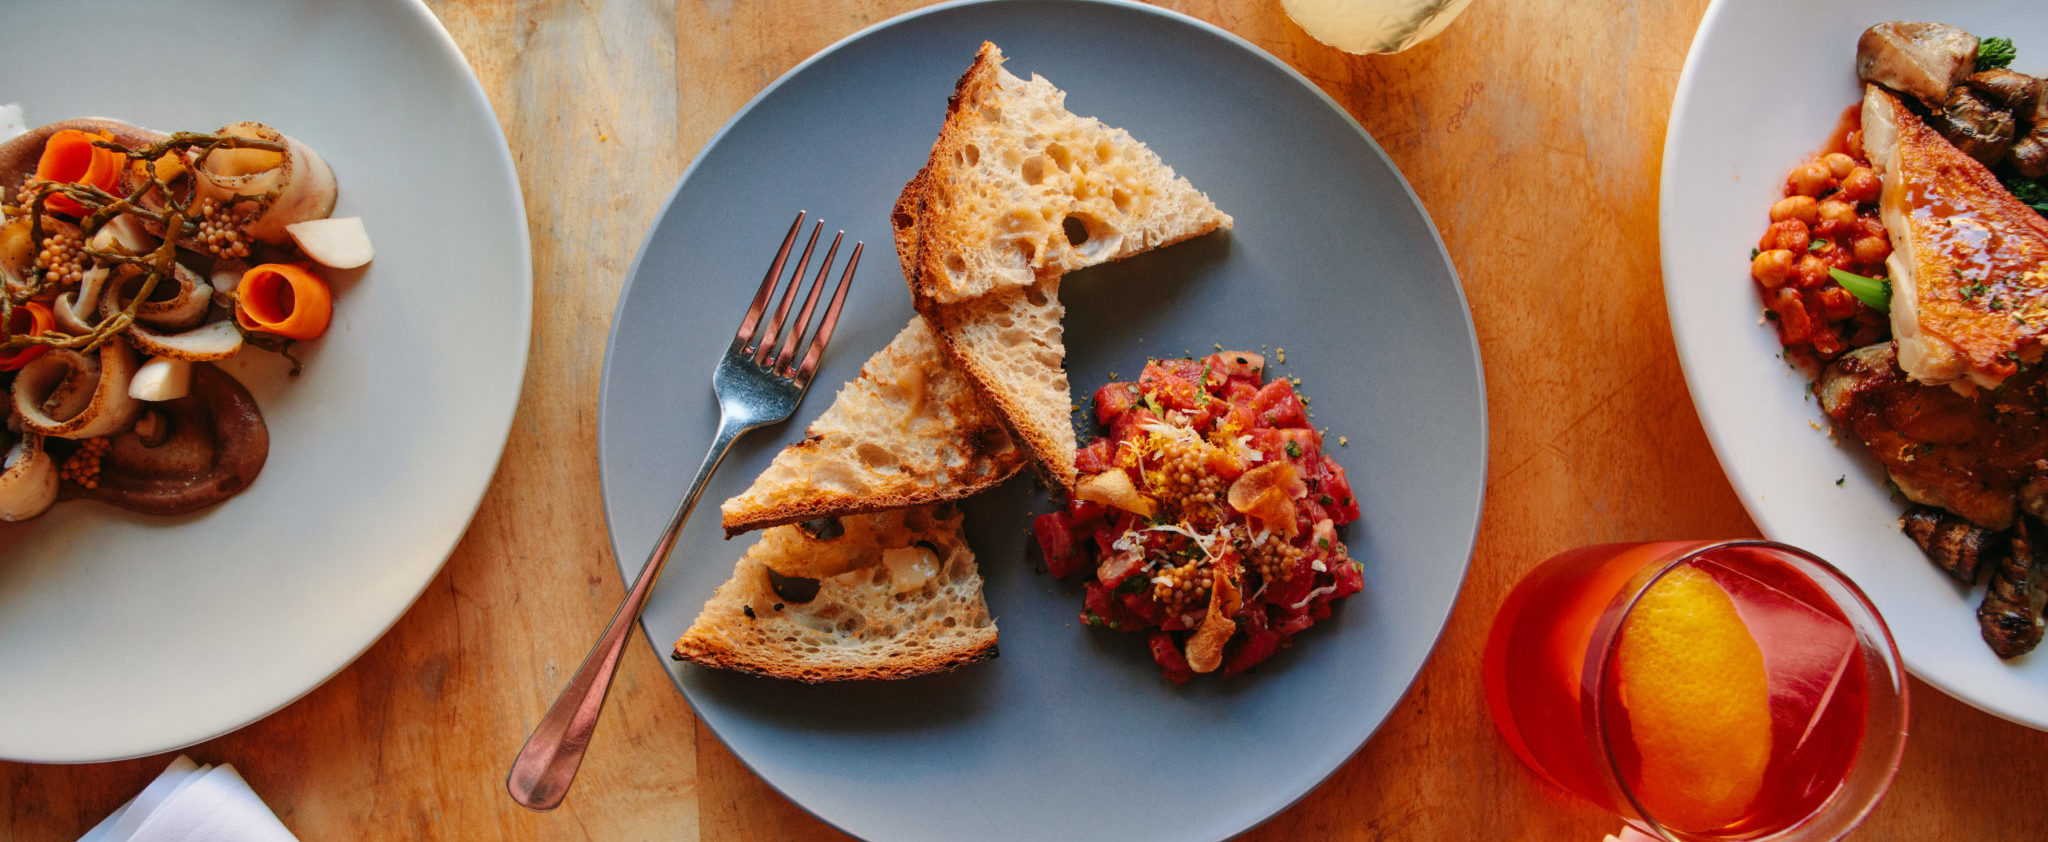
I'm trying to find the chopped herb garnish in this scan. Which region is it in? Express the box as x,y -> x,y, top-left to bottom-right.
1749,246 -> 1761,260
1835,476 -> 1846,486
1284,441 -> 1302,458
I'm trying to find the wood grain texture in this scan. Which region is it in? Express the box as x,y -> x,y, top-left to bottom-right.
5,0 -> 2048,840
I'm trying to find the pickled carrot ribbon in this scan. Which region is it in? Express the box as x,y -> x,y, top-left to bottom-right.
234,263 -> 332,340
0,301 -> 55,371
33,130 -> 126,217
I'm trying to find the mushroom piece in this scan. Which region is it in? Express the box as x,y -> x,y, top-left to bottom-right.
123,319 -> 243,363
11,337 -> 142,439
2013,125 -> 2048,179
81,364 -> 266,516
1979,518 -> 2044,659
189,122 -> 337,245
98,261 -> 212,332
0,428 -> 58,521
1857,21 -> 1979,107
1935,86 -> 2017,166
1901,504 -> 2005,584
1964,69 -> 2044,113
51,265 -> 108,335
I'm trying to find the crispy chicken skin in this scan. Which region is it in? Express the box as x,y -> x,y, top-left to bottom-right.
1818,343 -> 2048,530
1862,86 -> 2048,390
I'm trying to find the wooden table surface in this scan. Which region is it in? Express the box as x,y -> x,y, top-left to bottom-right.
7,0 -> 2048,839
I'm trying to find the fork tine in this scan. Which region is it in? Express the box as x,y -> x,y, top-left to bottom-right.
794,241 -> 860,384
754,222 -> 822,363
771,230 -> 844,371
734,211 -> 806,349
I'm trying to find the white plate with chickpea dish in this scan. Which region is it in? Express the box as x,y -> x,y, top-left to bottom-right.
0,0 -> 530,761
1662,0 -> 2048,728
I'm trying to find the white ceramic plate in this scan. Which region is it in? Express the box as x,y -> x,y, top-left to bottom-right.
598,1 -> 1484,839
0,0 -> 530,761
1663,0 -> 2048,729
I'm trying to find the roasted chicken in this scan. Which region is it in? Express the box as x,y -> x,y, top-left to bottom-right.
1817,343 -> 2048,531
1861,86 -> 2048,390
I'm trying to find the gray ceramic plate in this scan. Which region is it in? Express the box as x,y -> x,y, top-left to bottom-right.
597,1 -> 1484,838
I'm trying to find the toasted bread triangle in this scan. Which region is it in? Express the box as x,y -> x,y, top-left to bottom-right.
718,316 -> 1025,535
672,505 -> 999,682
912,42 -> 1232,306
894,44 -> 1231,489
897,167 -> 1080,490
1863,85 -> 2048,390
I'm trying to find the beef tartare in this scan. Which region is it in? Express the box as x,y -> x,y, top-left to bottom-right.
1032,351 -> 1363,682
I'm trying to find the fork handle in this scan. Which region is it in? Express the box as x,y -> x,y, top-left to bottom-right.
506,415 -> 753,811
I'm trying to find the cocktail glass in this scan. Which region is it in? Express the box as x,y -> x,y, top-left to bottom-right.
1483,541 -> 1908,841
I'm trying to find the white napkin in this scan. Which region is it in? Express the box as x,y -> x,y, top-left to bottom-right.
78,755 -> 298,842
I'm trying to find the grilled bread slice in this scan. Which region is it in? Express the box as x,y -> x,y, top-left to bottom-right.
896,167 -> 1080,490
1862,85 -> 2048,390
671,504 -> 998,681
910,42 -> 1231,306
718,316 -> 1025,536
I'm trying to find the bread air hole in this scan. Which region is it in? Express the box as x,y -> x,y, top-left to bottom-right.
943,251 -> 967,281
1047,142 -> 1073,171
1062,213 -> 1121,262
1020,155 -> 1047,186
960,143 -> 980,167
1111,188 -> 1132,214
1061,216 -> 1089,246
1010,237 -> 1037,266
855,442 -> 899,473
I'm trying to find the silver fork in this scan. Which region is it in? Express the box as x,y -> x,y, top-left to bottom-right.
506,211 -> 860,811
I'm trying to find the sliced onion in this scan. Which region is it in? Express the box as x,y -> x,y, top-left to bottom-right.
191,122 -> 337,245
12,337 -> 142,439
0,430 -> 58,521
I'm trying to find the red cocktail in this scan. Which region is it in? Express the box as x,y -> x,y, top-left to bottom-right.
1483,541 -> 1907,840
